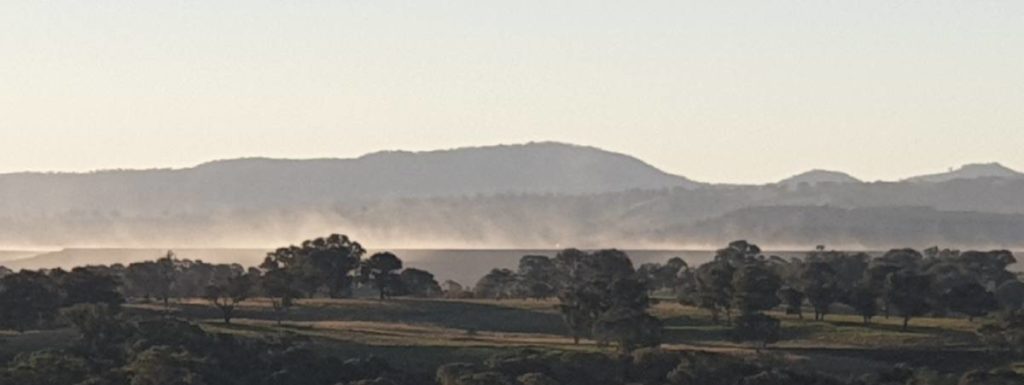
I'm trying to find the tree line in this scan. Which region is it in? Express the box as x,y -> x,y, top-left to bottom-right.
470,240 -> 1024,350
0,234 -> 445,329
3,234 -> 1024,384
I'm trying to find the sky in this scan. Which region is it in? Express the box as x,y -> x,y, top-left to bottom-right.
1,1 -> 1022,184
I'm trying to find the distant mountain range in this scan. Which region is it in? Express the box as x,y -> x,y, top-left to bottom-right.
2,142 -> 1024,252
0,142 -> 696,216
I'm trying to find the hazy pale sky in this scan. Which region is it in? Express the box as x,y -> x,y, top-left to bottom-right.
1,1 -> 1022,184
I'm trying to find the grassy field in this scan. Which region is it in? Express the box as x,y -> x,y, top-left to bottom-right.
0,297 -> 1005,378
112,297 -> 1005,378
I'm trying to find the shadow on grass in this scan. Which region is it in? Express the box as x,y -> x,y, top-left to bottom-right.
660,315 -> 732,344
134,298 -> 568,335
826,318 -> 978,339
776,315 -> 981,346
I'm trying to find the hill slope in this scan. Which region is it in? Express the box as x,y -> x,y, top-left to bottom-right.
906,163 -> 1024,183
0,142 -> 699,216
778,170 -> 862,188
3,143 -> 1024,250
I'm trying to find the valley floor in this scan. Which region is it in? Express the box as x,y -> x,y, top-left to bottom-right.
82,297 -> 1009,379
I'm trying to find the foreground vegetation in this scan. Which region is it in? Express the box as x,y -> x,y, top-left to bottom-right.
1,234 -> 1024,384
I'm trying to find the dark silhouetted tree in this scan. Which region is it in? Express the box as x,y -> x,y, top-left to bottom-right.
692,260 -> 735,323
885,271 -> 932,330
956,250 -> 1017,288
516,255 -> 557,299
260,268 -> 301,325
555,249 -> 660,351
474,269 -> 518,300
0,271 -> 61,332
847,283 -> 879,325
995,280 -> 1024,313
731,312 -> 780,351
399,268 -> 442,298
592,307 -> 663,353
125,251 -> 177,310
778,286 -> 804,319
59,267 -> 124,308
732,262 -> 782,315
730,256 -> 783,350
800,261 -> 840,321
204,272 -> 254,324
944,282 -> 998,321
262,234 -> 365,298
361,252 -> 404,300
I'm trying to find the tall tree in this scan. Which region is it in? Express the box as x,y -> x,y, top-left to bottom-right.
473,269 -> 518,300
260,268 -> 301,326
800,261 -> 840,321
691,260 -> 736,323
204,272 -> 254,324
398,268 -> 442,298
555,249 -> 660,351
516,255 -> 558,299
732,262 -> 782,315
361,252 -> 404,300
847,283 -> 879,325
867,249 -> 923,318
778,286 -> 805,319
262,234 -> 365,298
885,271 -> 933,330
730,257 -> 783,350
125,251 -> 177,310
